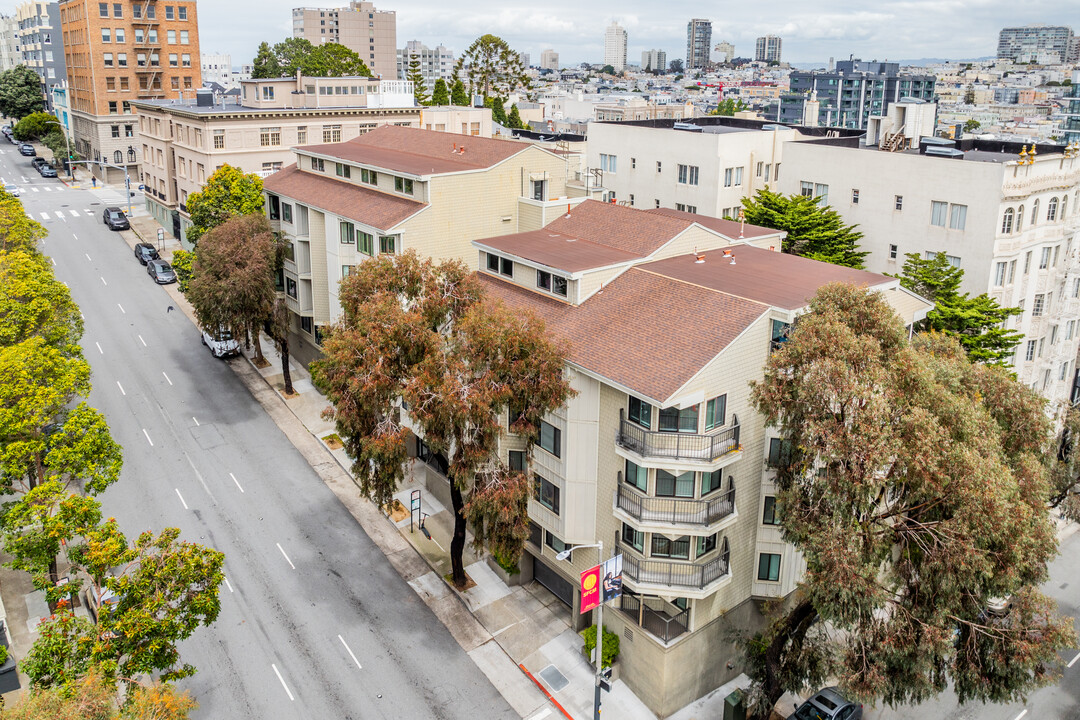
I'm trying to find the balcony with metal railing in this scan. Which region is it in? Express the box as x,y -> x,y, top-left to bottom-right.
616,535 -> 732,598
613,482 -> 737,534
616,411 -> 741,470
618,593 -> 689,644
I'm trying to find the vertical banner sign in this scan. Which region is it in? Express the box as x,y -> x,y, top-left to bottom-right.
579,564 -> 602,614
600,554 -> 624,605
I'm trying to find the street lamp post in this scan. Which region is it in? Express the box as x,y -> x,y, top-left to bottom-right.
556,541 -> 605,720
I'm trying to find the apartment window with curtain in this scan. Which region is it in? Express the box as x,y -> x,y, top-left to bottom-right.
930,201 -> 948,226
1040,247 -> 1051,269
949,203 -> 967,230
994,262 -> 1006,286
600,153 -> 616,173
379,236 -> 396,254
624,459 -> 647,492
763,496 -> 779,525
534,474 -> 560,515
628,396 -> 652,429
658,405 -> 698,433
677,164 -> 699,185
704,394 -> 726,430
339,221 -> 355,244
297,126 -> 307,143
621,524 -> 644,553
757,553 -> 781,581
335,163 -> 351,178
259,127 -> 281,147
655,469 -> 694,498
357,231 -> 373,256
539,421 -> 561,458
652,535 -> 690,560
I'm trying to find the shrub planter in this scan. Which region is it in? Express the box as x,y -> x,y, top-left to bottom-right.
486,552 -> 533,587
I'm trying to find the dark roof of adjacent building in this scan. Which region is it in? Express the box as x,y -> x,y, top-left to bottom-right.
296,124 -> 536,176
263,164 -> 426,230
541,200 -> 696,257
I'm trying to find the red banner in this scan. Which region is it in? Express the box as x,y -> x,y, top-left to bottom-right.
579,564 -> 601,614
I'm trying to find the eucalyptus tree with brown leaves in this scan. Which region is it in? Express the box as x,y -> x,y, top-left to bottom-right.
743,283 -> 1073,718
312,251 -> 573,588
186,214 -> 278,364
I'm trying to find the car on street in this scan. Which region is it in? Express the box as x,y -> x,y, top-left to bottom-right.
792,687 -> 863,720
134,242 -> 159,265
30,157 -> 46,170
18,143 -> 35,156
3,183 -> 20,197
102,207 -> 129,230
147,259 -> 176,284
201,326 -> 240,358
37,163 -> 57,178
6,133 -> 19,145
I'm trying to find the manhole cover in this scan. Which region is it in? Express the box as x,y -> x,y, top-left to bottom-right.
538,665 -> 568,692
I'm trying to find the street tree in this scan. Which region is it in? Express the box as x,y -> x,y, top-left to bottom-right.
1050,406 -> 1080,522
740,188 -> 868,268
312,251 -> 573,587
0,66 -> 46,119
183,165 -> 264,243
895,252 -> 1022,364
2,669 -> 196,719
250,38 -> 371,79
0,194 -> 48,253
0,249 -> 83,356
13,111 -> 60,141
743,283 -> 1074,718
406,53 -> 428,105
450,79 -> 469,106
170,248 -> 195,293
506,104 -> 524,129
186,214 -> 278,363
454,34 -> 528,99
431,78 -> 450,106
268,297 -> 295,396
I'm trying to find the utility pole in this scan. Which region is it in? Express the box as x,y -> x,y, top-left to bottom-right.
556,541 -> 606,720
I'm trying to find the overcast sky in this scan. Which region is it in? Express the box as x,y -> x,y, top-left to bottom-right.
196,0 -> 1080,69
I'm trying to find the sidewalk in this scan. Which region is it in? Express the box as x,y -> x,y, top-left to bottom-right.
94,208 -> 739,720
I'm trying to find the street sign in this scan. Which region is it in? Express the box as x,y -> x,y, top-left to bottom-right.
157,228 -> 165,242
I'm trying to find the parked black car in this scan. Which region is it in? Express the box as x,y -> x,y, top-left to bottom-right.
30,157 -> 46,170
146,259 -> 176,284
134,242 -> 159,265
102,207 -> 129,230
18,143 -> 35,157
37,164 -> 57,178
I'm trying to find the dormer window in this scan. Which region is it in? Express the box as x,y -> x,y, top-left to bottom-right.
487,254 -> 512,277
394,177 -> 413,195
536,269 -> 567,297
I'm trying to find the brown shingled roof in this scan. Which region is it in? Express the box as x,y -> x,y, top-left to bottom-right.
639,245 -> 894,310
477,229 -> 643,273
263,164 -> 427,230
296,124 -> 534,176
479,269 -> 768,402
646,207 -> 780,240
542,200 -> 695,257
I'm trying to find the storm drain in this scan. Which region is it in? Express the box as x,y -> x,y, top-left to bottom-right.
538,665 -> 569,693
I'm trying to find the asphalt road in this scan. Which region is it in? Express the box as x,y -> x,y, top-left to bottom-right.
3,146 -> 516,719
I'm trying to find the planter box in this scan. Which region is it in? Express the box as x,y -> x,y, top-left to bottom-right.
579,645 -> 620,683
486,553 -> 533,587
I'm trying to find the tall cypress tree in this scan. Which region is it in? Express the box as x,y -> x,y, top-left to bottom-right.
406,53 -> 428,106
450,79 -> 469,106
431,78 -> 450,106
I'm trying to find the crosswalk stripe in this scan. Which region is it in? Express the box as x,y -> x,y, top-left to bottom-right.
42,186 -> 51,192
54,211 -> 64,219
30,187 -> 39,192
68,210 -> 79,217
39,212 -> 48,220
83,209 -> 92,214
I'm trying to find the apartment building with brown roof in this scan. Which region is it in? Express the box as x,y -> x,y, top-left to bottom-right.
59,0 -> 200,183
262,124 -> 600,353
456,202 -> 932,716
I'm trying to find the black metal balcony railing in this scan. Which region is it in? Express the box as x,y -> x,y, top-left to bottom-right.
617,537 -> 730,590
618,593 -> 689,643
616,484 -> 734,527
617,415 -> 739,463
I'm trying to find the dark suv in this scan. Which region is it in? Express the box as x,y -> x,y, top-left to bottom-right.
102,207 -> 129,231
134,242 -> 159,265
30,157 -> 46,170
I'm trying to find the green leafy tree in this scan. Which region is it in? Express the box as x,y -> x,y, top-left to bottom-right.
743,283 -> 1074,718
668,58 -> 684,74
1050,406 -> 1080,522
309,42 -> 371,77
13,111 -> 59,141
406,53 -> 428,105
601,64 -> 615,75
250,41 -> 282,79
186,214 -> 278,364
450,78 -> 469,106
0,194 -> 48,253
484,95 -> 507,125
170,248 -> 195,293
895,252 -> 1022,364
20,611 -> 96,693
964,84 -> 976,104
41,130 -> 76,168
711,98 -> 749,116
183,165 -> 264,244
963,118 -> 981,132
506,103 -> 524,129
0,66 -> 45,119
0,249 -> 83,355
740,188 -> 868,268
312,251 -> 574,588
454,34 -> 528,100
431,78 -> 450,106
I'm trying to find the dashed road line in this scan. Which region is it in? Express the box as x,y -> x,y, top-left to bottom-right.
117,303 -> 125,314
271,664 -> 294,702
1068,651 -> 1080,668
95,342 -> 103,354
138,335 -> 146,346
276,543 -> 296,570
175,488 -> 188,510
116,381 -> 125,396
142,428 -> 153,446
162,371 -> 173,386
223,576 -> 234,593
338,635 -> 362,670
100,276 -> 107,286
230,473 -> 244,493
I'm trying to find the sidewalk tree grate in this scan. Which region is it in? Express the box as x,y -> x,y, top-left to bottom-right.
538,665 -> 568,693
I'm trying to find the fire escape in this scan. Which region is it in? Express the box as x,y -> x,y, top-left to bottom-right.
132,0 -> 161,98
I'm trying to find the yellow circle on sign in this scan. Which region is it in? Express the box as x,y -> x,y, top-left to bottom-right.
583,574 -> 597,590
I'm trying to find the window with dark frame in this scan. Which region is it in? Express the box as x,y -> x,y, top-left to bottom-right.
539,421 -> 561,458
658,404 -> 698,433
651,534 -> 690,559
621,523 -> 644,553
628,396 -> 652,429
704,394 -> 726,430
701,469 -> 723,496
500,257 -> 513,277
545,530 -> 570,553
487,253 -> 499,272
624,459 -> 647,492
757,552 -> 781,581
763,496 -> 779,524
697,533 -> 717,556
534,474 -> 560,514
509,450 -> 526,472
537,269 -> 551,290
655,469 -> 694,498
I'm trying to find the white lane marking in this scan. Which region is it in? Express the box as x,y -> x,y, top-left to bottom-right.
181,451 -> 217,503
116,381 -> 126,395
38,211 -> 48,220
230,473 -> 244,493
68,209 -> 78,217
117,303 -> 125,314
50,257 -> 55,266
32,188 -> 40,193
100,276 -> 107,286
162,371 -> 173,386
192,416 -> 199,426
338,635 -> 362,670
43,187 -> 52,192
223,576 -> 234,593
1014,711 -> 1028,720
72,234 -> 77,240
53,211 -> 63,219
138,335 -> 146,346
142,428 -> 153,446
85,253 -> 91,261
84,209 -> 92,215
1068,651 -> 1080,668
276,543 -> 296,570
95,342 -> 103,354
175,488 -> 188,510
271,664 -> 294,702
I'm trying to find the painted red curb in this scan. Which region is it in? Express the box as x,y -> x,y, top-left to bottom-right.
518,663 -> 577,720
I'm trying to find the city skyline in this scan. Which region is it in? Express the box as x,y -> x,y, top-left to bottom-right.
183,0 -> 1080,71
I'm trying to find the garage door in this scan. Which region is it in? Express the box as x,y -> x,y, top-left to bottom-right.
533,556 -> 574,608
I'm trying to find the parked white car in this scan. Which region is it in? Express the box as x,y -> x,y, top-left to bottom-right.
201,326 -> 240,358
3,183 -> 20,197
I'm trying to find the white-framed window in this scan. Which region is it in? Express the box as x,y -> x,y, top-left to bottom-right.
213,129 -> 224,149
895,195 -> 903,210
1025,340 -> 1036,362
734,167 -> 744,186
1033,294 -> 1045,316
949,203 -> 967,230
1040,247 -> 1051,269
600,153 -> 616,173
1048,197 -> 1059,221
1007,259 -> 1016,284
851,189 -> 859,204
889,244 -> 897,259
1032,199 -> 1040,225
1001,207 -> 1014,234
262,86 -> 275,100
259,127 -> 281,147
1061,362 -> 1070,381
1067,320 -> 1075,340
725,168 -> 735,187
930,201 -> 948,226
677,164 -> 699,185
994,262 -> 1006,286
925,251 -> 960,268
1073,277 -> 1080,298
1051,325 -> 1059,345
799,181 -> 813,197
